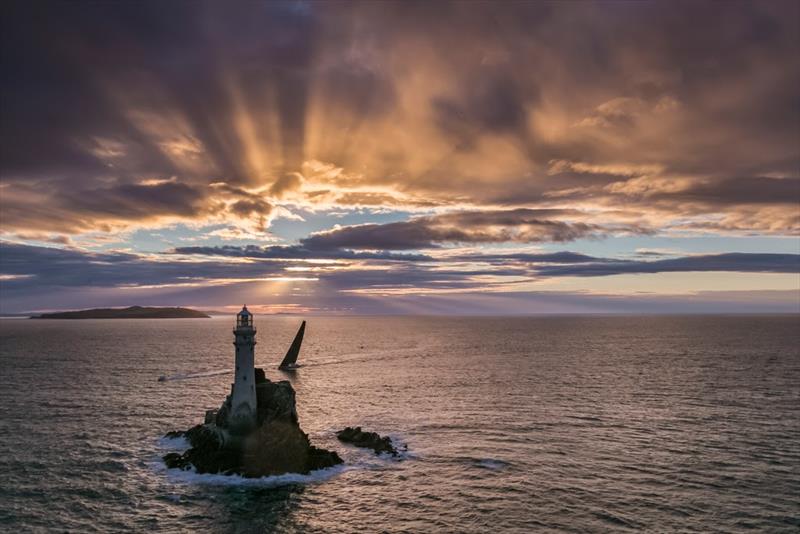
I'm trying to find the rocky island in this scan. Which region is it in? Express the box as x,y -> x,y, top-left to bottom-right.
337,426 -> 399,456
33,306 -> 210,319
163,306 -> 342,477
164,368 -> 342,476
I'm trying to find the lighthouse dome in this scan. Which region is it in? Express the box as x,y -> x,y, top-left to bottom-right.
236,305 -> 253,328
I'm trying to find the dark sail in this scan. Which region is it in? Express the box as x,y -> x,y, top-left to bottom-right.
279,320 -> 306,369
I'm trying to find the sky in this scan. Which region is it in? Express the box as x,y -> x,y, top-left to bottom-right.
1,0 -> 799,315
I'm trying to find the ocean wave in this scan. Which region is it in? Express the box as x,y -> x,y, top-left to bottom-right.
157,368 -> 229,382
301,347 -> 429,369
474,458 -> 510,470
385,433 -> 416,460
156,436 -> 190,451
151,460 -> 351,488
151,433 -> 413,488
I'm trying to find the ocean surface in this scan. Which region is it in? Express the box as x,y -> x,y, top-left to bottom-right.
0,315 -> 798,533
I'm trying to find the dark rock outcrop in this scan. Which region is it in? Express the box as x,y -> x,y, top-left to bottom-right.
255,379 -> 298,425
163,368 -> 342,477
336,426 -> 398,456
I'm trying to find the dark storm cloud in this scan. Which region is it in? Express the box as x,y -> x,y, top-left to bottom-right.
1,0 -> 318,179
228,199 -> 272,218
2,181 -> 220,233
1,0 -> 798,240
0,241 -> 289,289
535,253 -> 800,278
451,251 -> 607,264
2,241 -> 798,313
0,241 -> 461,293
66,182 -> 210,219
169,246 -> 603,266
1,2 -> 192,179
0,241 -> 514,313
168,244 -> 800,282
0,0 -> 331,233
171,245 -> 431,262
432,71 -> 535,149
4,241 -> 796,293
301,209 -> 644,250
653,177 -> 800,206
268,173 -> 304,198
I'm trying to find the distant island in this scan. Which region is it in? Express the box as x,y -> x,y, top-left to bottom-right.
32,306 -> 210,319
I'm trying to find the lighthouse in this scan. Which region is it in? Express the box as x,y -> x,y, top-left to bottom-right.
230,305 -> 258,431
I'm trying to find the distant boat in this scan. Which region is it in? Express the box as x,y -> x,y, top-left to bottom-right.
278,321 -> 306,370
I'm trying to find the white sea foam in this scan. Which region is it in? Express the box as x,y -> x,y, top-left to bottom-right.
151,432 -> 412,488
386,433 -> 416,460
476,458 -> 509,470
152,460 -> 352,488
156,436 -> 190,451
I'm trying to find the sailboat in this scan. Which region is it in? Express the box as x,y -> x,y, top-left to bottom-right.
278,320 -> 306,370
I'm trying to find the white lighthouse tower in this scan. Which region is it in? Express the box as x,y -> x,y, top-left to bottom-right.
230,305 -> 258,431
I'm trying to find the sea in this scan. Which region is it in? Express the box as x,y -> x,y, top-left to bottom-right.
0,315 -> 798,533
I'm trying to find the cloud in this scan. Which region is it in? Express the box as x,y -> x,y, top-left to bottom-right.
0,240 -> 509,313
0,179 -> 277,235
0,0 -> 798,316
301,209 -> 647,250
535,253 -> 800,277
0,241 -> 291,290
171,245 -> 432,262
653,177 -> 800,206
432,70 -> 534,147
451,251 -> 607,264
0,0 -> 797,240
167,245 -> 800,282
269,173 -> 304,198
2,241 -> 798,313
